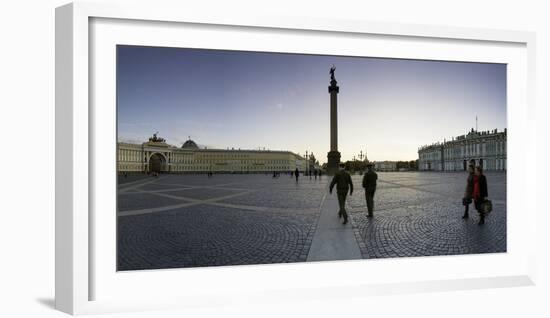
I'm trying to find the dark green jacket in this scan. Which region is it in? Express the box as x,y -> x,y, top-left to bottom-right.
362,170 -> 378,191
330,169 -> 353,194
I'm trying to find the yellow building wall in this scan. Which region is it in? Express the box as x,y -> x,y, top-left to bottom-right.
117,142 -> 305,174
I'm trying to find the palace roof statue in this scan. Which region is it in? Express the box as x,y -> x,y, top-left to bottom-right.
148,132 -> 166,143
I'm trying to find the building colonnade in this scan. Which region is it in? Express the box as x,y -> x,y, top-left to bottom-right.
418,128 -> 507,171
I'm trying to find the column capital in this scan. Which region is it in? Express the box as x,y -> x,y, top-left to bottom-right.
328,80 -> 339,93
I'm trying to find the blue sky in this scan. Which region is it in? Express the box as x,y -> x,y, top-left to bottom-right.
117,45 -> 506,162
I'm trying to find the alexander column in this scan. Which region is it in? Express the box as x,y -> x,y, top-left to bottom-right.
327,65 -> 341,174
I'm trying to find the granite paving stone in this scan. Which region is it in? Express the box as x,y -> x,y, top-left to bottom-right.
117,171 -> 506,270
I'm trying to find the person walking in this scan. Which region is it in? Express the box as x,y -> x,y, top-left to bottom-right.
295,168 -> 300,183
329,163 -> 354,225
473,165 -> 488,225
362,163 -> 378,217
462,165 -> 475,219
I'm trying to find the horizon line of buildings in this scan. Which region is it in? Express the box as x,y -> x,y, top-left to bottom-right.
117,128 -> 507,174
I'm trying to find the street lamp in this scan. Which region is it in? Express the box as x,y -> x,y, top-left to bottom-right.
358,150 -> 365,174
305,150 -> 308,176
309,152 -> 314,177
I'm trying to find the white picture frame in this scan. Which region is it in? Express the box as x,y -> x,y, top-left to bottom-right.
55,2 -> 537,315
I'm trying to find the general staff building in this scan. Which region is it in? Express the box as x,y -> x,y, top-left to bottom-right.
118,135 -> 307,174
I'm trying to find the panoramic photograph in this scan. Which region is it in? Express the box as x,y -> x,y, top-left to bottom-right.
116,45 -> 507,271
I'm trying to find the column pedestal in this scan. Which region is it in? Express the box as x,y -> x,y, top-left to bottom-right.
327,151 -> 341,175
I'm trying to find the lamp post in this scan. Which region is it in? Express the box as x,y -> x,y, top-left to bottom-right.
305,150 -> 308,176
309,152 -> 314,178
359,151 -> 364,173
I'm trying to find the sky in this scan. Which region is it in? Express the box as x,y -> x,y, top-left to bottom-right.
117,45 -> 506,163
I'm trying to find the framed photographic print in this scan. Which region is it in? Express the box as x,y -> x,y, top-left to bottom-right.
56,2 -> 537,315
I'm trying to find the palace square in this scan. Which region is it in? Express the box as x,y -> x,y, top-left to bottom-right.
117,171 -> 506,270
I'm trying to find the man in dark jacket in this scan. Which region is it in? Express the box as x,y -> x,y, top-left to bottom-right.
295,168 -> 300,183
362,163 -> 378,217
329,163 -> 353,225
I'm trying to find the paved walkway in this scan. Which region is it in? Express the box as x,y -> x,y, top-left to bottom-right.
307,192 -> 362,261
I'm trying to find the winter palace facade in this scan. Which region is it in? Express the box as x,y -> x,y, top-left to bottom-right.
418,128 -> 507,171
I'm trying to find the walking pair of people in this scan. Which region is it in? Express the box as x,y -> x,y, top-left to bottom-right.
329,163 -> 377,225
463,164 -> 489,225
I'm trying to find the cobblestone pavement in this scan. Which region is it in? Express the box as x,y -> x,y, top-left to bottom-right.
117,174 -> 326,270
347,172 -> 506,258
117,172 -> 506,270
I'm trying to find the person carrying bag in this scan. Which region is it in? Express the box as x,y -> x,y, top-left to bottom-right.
473,165 -> 490,225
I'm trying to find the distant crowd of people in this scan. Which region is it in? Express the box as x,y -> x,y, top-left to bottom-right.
290,168 -> 322,182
